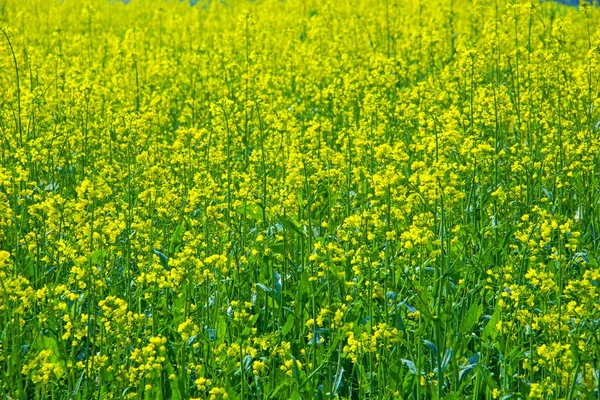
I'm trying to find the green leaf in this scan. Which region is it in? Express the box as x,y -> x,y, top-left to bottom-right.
73,371 -> 85,397
256,283 -> 272,293
444,394 -> 460,400
243,355 -> 253,373
90,249 -> 106,265
280,217 -> 305,237
297,192 -> 304,209
440,348 -> 453,374
402,373 -> 415,394
332,367 -> 345,395
269,381 -> 288,399
237,204 -> 263,221
290,388 -> 301,400
169,223 -> 185,255
153,249 -> 169,268
459,353 -> 479,381
481,368 -> 498,390
35,336 -> 66,369
291,356 -> 302,380
482,306 -> 501,343
271,241 -> 287,255
281,314 -> 295,336
216,316 -> 227,345
401,359 -> 419,375
460,302 -> 482,334
423,340 -> 438,363
165,363 -> 183,400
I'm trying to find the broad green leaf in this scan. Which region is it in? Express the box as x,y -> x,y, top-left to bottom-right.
281,314 -> 295,336
482,306 -> 501,343
165,363 -> 183,400
440,348 -> 453,374
216,316 -> 227,345
460,302 -> 482,334
401,358 -> 418,375
169,223 -> 185,255
459,353 -> 479,382
237,204 -> 263,221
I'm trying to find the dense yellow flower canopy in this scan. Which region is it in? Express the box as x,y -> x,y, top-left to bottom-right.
1,0 -> 600,398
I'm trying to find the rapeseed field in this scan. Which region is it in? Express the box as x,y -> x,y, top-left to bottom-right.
1,0 -> 600,398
